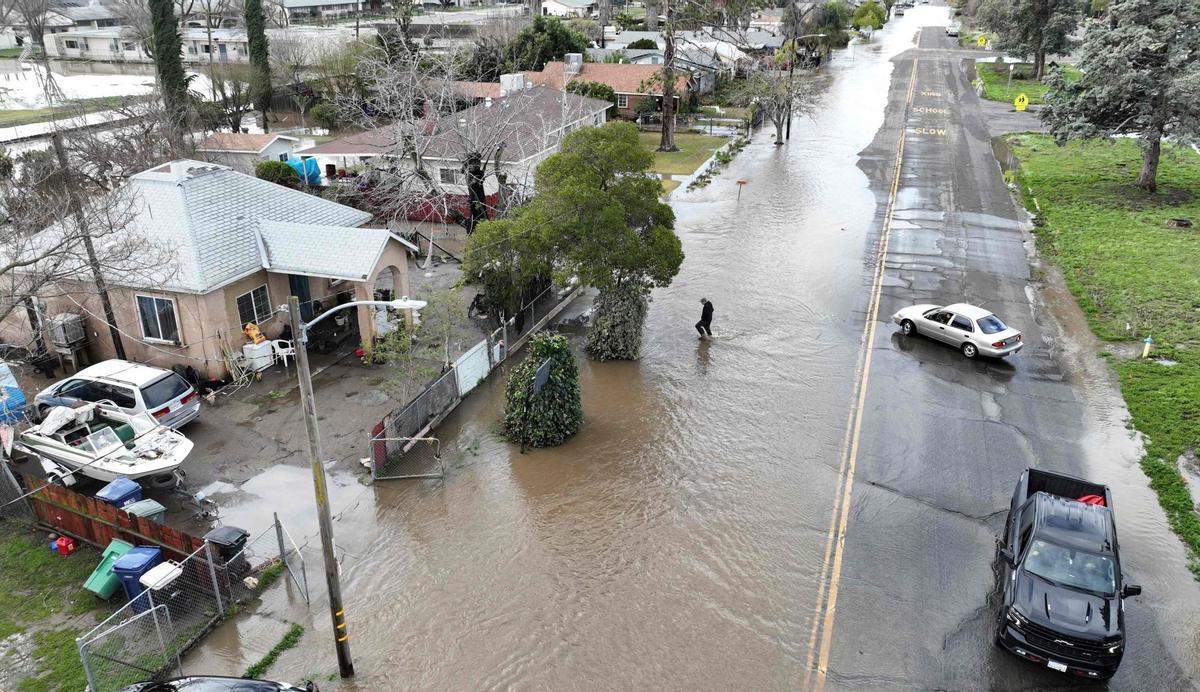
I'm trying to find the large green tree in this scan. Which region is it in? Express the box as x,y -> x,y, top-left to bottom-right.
507,16 -> 590,72
1040,0 -> 1200,191
465,122 -> 684,361
148,0 -> 188,125
977,0 -> 1081,78
244,0 -> 272,131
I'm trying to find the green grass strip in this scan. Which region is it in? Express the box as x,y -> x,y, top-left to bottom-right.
1008,134 -> 1200,577
244,623 -> 305,680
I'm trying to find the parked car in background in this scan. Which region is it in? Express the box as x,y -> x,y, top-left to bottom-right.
892,303 -> 1023,359
946,22 -> 961,37
34,359 -> 201,429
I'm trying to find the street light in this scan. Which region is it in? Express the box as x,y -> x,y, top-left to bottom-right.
786,33 -> 827,141
283,295 -> 426,679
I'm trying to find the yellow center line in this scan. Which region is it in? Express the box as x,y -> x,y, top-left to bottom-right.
806,57 -> 920,690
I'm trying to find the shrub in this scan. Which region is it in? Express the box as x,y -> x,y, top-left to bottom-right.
852,0 -> 886,29
503,332 -> 583,448
627,38 -> 658,49
255,160 -> 300,186
309,102 -> 338,131
586,283 -> 650,361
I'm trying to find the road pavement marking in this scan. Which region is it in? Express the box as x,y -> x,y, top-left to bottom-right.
914,126 -> 948,136
804,57 -> 920,691
913,106 -> 949,114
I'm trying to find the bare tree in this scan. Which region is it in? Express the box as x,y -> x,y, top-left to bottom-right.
336,40 -> 580,233
194,0 -> 230,98
263,0 -> 288,28
736,58 -> 822,144
209,63 -> 255,131
111,0 -> 156,58
270,35 -> 313,127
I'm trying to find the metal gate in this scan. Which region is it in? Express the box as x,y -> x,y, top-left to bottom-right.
372,436 -> 444,480
78,604 -> 179,691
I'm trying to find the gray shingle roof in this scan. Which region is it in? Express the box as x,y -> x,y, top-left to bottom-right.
128,160 -> 372,293
256,221 -> 401,282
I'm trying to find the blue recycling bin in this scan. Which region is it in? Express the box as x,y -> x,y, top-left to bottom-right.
96,476 -> 142,509
112,546 -> 161,612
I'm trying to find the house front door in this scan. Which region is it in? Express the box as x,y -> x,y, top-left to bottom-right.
289,274 -> 313,322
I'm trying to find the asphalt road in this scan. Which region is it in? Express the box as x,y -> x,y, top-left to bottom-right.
811,24 -> 1200,691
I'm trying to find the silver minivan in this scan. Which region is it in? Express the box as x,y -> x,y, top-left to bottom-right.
34,359 -> 201,429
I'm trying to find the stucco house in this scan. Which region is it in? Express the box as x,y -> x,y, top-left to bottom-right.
1,160 -> 416,379
522,55 -> 691,118
297,84 -> 610,197
542,0 -> 596,17
197,133 -> 299,175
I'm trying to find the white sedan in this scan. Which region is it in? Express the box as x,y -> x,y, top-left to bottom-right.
892,303 -> 1023,358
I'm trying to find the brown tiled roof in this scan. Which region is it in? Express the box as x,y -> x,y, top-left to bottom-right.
196,133 -> 297,154
522,62 -> 690,96
454,81 -> 503,99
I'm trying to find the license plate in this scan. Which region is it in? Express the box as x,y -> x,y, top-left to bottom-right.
1047,660 -> 1068,673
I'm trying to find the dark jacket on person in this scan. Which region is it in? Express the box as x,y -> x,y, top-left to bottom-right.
700,301 -> 714,324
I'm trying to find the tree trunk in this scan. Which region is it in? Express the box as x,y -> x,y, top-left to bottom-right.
1137,135 -> 1161,192
645,0 -> 659,30
464,152 -> 488,233
1034,48 -> 1045,80
657,0 -> 677,152
774,117 -> 784,145
529,0 -> 542,17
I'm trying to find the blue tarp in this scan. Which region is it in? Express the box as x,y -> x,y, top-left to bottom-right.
286,157 -> 321,185
0,362 -> 26,424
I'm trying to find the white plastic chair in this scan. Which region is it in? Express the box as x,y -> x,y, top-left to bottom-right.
271,339 -> 295,370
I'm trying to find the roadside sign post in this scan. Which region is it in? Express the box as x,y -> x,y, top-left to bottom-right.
976,35 -> 987,48
736,179 -> 748,201
521,358 -> 553,454
1007,63 -> 1014,93
1013,93 -> 1029,112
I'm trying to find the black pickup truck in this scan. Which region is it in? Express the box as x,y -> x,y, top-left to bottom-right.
996,468 -> 1142,680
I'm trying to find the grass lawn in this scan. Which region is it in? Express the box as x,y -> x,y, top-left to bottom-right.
697,104 -> 750,120
977,62 -> 1081,105
0,523 -> 119,690
660,177 -> 681,197
639,132 -> 730,176
0,95 -> 136,129
1008,134 -> 1200,576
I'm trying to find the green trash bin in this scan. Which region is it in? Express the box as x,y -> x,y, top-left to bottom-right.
125,499 -> 167,524
84,539 -> 134,599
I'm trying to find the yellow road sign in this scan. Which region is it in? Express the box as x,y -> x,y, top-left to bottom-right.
976,35 -> 987,47
1014,93 -> 1029,111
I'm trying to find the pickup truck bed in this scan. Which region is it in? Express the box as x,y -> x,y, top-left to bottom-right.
1011,468 -> 1112,515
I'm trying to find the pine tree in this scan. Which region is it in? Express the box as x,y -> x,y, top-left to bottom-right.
244,0 -> 272,132
148,0 -> 188,124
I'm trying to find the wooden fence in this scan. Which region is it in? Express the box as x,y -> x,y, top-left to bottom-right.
21,474 -> 204,561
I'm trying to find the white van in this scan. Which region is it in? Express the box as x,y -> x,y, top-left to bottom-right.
34,359 -> 201,429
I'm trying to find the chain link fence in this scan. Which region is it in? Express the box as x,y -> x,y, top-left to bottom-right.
0,460 -> 35,521
78,517 -> 307,691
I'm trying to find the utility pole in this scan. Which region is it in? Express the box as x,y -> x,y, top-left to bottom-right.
288,295 -> 354,678
37,58 -> 126,359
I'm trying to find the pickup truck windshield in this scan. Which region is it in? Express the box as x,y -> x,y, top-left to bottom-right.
1024,539 -> 1116,595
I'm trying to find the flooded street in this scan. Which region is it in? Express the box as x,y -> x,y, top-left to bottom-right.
182,6 -> 1200,689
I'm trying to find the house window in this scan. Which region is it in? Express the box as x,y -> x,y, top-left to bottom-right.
278,153 -> 289,162
65,40 -> 78,49
439,167 -> 462,185
123,42 -> 135,51
617,94 -> 628,108
136,295 -> 180,343
236,284 -> 272,327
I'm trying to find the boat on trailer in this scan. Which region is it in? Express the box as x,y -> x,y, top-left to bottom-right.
14,402 -> 193,486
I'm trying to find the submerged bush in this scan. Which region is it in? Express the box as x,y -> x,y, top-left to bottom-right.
586,284 -> 650,361
503,332 -> 583,447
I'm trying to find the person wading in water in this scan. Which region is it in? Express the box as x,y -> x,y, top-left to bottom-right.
696,297 -> 714,339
